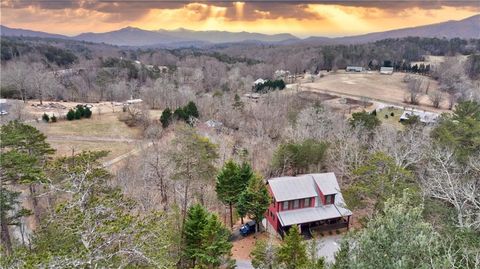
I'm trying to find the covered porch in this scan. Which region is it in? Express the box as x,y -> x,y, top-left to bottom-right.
277,205 -> 352,238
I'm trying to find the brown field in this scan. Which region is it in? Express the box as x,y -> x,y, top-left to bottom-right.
301,71 -> 450,112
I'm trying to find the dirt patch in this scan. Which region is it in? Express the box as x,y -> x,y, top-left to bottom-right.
297,91 -> 337,102
232,231 -> 274,260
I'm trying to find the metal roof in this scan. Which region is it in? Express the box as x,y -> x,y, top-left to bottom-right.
268,175 -> 318,202
312,173 -> 340,195
277,204 -> 351,226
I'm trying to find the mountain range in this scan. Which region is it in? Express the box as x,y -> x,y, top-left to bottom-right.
1,14 -> 479,47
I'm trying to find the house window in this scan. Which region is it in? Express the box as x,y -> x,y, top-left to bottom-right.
293,199 -> 299,209
283,201 -> 289,210
325,195 -> 335,204
304,198 -> 310,207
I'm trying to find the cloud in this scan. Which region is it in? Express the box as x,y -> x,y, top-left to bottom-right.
3,0 -> 477,23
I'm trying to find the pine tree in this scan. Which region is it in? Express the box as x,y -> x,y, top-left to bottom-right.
277,225 -> 308,269
216,160 -> 252,228
251,239 -> 277,269
184,101 -> 199,118
84,107 -> 92,118
50,115 -> 57,122
42,113 -> 50,122
237,174 -> 270,232
160,108 -> 173,128
66,109 -> 75,121
183,204 -> 232,268
74,108 -> 82,120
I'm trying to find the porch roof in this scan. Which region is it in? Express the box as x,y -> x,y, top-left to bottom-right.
277,204 -> 352,227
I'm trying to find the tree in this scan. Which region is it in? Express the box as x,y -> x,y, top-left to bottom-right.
168,126 -> 218,223
184,101 -> 199,118
42,113 -> 50,122
345,152 -> 419,213
183,204 -> 232,268
160,107 -> 173,128
84,107 -> 92,118
50,115 -> 57,122
432,100 -> 480,161
216,160 -> 252,228
276,225 -> 308,269
406,77 -> 424,105
271,139 -> 328,176
66,109 -> 75,121
349,111 -> 380,130
0,189 -> 31,256
251,239 -> 277,269
237,174 -> 270,232
336,192 -> 446,269
429,91 -> 444,108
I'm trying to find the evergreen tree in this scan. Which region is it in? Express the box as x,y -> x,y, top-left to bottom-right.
42,113 -> 49,122
84,107 -> 92,118
349,110 -> 381,130
50,115 -> 57,122
183,204 -> 232,268
74,108 -> 82,120
160,107 -> 173,128
184,101 -> 199,118
216,160 -> 252,227
276,225 -> 308,269
66,109 -> 75,121
237,174 -> 270,232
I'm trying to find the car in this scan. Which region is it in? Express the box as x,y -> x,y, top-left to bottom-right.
239,220 -> 256,236
0,110 -> 8,115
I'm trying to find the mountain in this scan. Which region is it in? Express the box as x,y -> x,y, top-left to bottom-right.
0,25 -> 67,39
335,14 -> 480,44
1,15 -> 478,47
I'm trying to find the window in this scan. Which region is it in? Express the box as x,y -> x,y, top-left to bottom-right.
304,198 -> 310,207
283,201 -> 289,210
293,199 -> 299,209
325,195 -> 335,204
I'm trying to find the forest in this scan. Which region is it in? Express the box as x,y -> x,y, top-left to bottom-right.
0,35 -> 479,268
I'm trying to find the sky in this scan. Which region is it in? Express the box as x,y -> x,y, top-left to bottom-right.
1,1 -> 479,37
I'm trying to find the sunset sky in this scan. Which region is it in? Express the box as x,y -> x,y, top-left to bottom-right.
1,1 -> 479,37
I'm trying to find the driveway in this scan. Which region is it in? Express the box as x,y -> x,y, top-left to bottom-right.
236,259 -> 254,269
316,234 -> 343,263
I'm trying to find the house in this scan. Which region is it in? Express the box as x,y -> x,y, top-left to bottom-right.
125,99 -> 143,105
265,173 -> 352,237
399,110 -> 439,124
346,66 -> 363,72
380,67 -> 394,75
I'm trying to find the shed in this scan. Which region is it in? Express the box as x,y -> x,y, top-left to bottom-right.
380,67 -> 394,75
346,66 -> 363,72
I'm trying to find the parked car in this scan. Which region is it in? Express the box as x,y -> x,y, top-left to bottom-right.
239,220 -> 256,236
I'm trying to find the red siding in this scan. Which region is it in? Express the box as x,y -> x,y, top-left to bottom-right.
266,185 -> 279,232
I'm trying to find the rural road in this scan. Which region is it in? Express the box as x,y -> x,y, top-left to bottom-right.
47,135 -> 141,143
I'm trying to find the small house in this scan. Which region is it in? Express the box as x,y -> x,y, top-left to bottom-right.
265,173 -> 352,238
380,67 -> 394,75
346,66 -> 363,72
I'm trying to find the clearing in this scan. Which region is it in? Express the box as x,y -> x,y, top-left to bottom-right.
300,71 -> 450,112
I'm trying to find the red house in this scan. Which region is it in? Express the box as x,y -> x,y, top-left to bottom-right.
265,173 -> 352,237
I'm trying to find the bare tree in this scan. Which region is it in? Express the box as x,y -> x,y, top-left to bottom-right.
405,77 -> 424,105
3,61 -> 31,102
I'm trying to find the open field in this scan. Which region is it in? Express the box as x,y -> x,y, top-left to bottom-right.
376,106 -> 405,129
300,71 -> 450,112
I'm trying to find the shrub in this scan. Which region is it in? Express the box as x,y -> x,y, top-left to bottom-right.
390,112 -> 395,116
66,109 -> 75,121
51,115 -> 57,122
42,113 -> 50,122
385,115 -> 389,119
76,105 -> 85,117
160,108 -> 173,128
74,109 -> 82,120
371,109 -> 377,116
84,107 -> 92,118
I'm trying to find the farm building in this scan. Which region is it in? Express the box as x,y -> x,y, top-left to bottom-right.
380,67 -> 394,75
346,66 -> 363,72
125,99 -> 143,105
265,173 -> 352,238
399,110 -> 439,124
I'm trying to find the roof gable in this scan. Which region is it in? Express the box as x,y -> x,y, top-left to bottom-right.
312,172 -> 340,195
267,175 -> 317,202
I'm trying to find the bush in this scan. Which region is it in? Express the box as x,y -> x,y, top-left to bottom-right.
42,113 -> 50,122
51,115 -> 57,122
371,109 -> 377,116
160,108 -> 173,128
74,109 -> 82,120
66,109 -> 75,121
385,115 -> 389,119
390,112 -> 395,116
84,107 -> 92,118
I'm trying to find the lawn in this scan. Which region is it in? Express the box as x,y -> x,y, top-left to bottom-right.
33,112 -> 141,139
376,107 -> 404,129
48,140 -> 136,162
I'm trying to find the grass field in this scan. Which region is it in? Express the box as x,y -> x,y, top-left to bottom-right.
33,112 -> 141,138
376,107 -> 405,129
301,71 -> 449,112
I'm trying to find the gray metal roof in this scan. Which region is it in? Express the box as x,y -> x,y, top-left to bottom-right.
277,204 -> 351,226
268,175 -> 318,202
312,173 -> 340,195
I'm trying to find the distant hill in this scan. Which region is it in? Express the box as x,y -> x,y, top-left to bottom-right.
0,25 -> 67,40
335,14 -> 480,44
1,15 -> 478,47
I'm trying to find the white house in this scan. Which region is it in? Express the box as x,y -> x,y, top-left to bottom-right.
400,110 -> 439,124
346,66 -> 363,72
